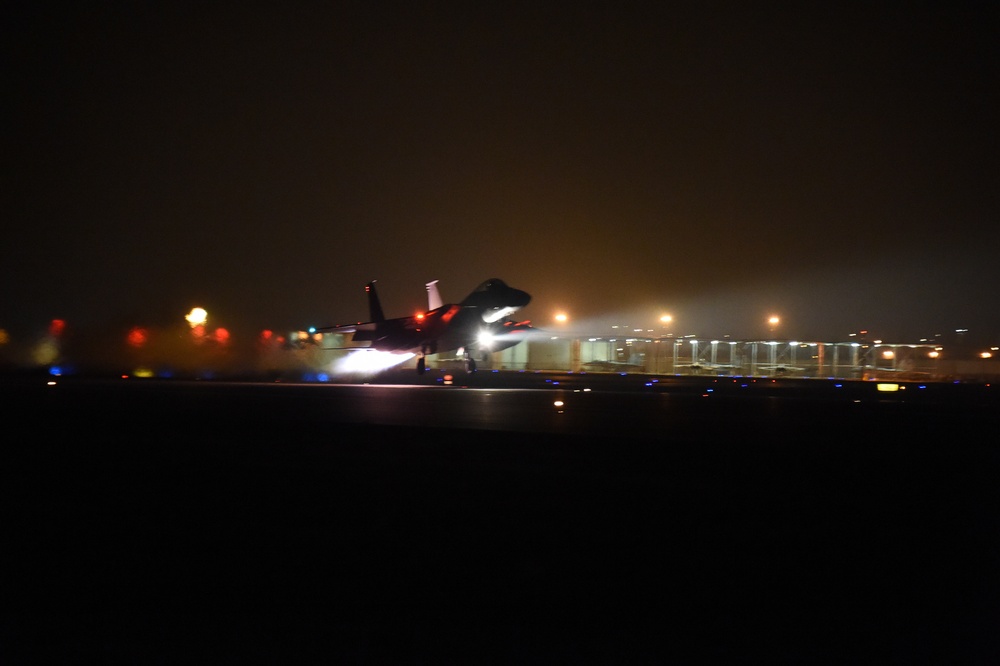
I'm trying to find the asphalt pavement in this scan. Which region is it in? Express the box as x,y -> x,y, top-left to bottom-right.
2,374 -> 998,663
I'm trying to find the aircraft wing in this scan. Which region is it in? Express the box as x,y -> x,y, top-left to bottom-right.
314,322 -> 372,335
314,322 -> 381,350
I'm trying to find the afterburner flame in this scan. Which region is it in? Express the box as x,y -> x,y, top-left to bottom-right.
332,350 -> 415,374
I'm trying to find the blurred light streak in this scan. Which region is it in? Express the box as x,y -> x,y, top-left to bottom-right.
32,339 -> 58,365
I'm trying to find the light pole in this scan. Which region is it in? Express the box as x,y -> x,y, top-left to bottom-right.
553,312 -> 569,337
186,307 -> 208,328
658,314 -> 673,373
767,315 -> 780,338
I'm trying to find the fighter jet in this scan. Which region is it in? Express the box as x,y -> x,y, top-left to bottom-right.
318,278 -> 534,374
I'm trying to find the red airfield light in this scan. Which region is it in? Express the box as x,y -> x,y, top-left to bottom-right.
127,327 -> 148,347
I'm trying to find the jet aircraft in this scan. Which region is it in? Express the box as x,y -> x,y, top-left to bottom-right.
319,278 -> 535,374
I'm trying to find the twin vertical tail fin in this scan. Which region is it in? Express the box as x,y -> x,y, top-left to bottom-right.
365,281 -> 385,323
425,279 -> 443,310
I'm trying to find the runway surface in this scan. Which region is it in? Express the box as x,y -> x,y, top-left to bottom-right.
2,371 -> 999,663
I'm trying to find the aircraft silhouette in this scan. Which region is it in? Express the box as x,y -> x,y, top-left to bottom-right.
319,278 -> 534,374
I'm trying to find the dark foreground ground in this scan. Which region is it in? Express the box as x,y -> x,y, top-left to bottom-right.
1,373 -> 999,664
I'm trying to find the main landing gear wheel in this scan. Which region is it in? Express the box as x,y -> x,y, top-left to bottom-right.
466,357 -> 477,373
416,356 -> 426,374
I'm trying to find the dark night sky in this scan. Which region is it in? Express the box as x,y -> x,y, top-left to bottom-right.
4,2 -> 998,344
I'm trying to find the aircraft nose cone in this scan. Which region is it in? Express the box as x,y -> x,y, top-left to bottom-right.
513,289 -> 531,307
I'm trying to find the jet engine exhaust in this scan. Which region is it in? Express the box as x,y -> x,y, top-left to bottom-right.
332,350 -> 415,375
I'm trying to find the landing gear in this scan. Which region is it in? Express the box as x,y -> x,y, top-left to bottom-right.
464,347 -> 478,373
456,346 -> 478,373
416,356 -> 426,375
